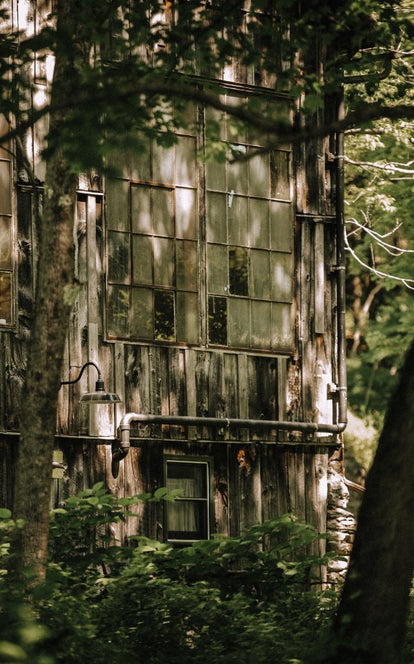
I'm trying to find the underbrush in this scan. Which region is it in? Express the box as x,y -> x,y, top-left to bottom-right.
1,484 -> 340,664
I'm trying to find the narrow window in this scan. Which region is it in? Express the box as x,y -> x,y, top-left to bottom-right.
165,458 -> 212,543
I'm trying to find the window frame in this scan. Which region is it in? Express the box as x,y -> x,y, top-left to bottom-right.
163,455 -> 214,544
104,89 -> 295,354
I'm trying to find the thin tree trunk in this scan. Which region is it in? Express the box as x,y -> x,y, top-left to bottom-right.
323,341 -> 414,663
11,1 -> 78,581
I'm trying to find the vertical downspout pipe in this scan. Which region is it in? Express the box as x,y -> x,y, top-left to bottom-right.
336,93 -> 348,427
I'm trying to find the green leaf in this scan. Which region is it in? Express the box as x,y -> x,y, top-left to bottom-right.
0,508 -> 12,519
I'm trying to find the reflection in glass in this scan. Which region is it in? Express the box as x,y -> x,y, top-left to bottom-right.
107,285 -> 129,337
154,290 -> 175,340
208,296 -> 227,345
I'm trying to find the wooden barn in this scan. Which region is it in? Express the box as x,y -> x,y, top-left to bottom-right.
0,0 -> 354,581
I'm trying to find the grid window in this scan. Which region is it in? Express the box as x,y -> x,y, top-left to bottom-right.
106,128 -> 199,343
106,98 -> 294,352
165,458 -> 212,543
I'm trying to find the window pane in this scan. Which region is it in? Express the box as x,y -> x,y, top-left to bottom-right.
206,192 -> 227,243
271,252 -> 293,302
229,246 -> 248,296
270,201 -> 292,251
0,272 -> 11,324
251,300 -> 271,348
131,186 -> 151,234
133,235 -> 153,285
251,249 -> 270,299
249,198 -> 269,248
131,287 -> 153,338
108,232 -> 130,284
106,179 -> 129,231
153,238 -> 174,286
167,501 -> 208,541
167,462 -> 207,496
228,297 -> 249,347
129,132 -> 151,180
206,158 -> 226,191
176,292 -> 198,344
176,135 -> 197,187
228,195 -> 248,246
152,188 -> 173,237
152,141 -> 174,183
0,160 -> 11,215
107,285 -> 130,337
0,217 -> 12,269
208,296 -> 227,345
176,240 -> 197,291
208,244 -> 228,295
175,188 -> 197,239
271,302 -> 293,350
270,150 -> 291,200
248,152 -> 269,197
154,290 -> 175,340
228,145 -> 248,194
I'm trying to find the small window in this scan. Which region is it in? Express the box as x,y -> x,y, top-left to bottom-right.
164,458 -> 212,543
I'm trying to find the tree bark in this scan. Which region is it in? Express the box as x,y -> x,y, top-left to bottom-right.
11,2 -> 78,581
323,341 -> 414,663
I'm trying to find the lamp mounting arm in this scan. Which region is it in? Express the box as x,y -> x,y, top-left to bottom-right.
61,361 -> 102,387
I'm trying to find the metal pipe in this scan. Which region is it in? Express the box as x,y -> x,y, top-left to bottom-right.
336,93 -> 348,427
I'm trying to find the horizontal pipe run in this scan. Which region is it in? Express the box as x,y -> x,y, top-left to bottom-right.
117,412 -> 346,435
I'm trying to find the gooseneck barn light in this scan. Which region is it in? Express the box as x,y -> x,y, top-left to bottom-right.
60,361 -> 122,404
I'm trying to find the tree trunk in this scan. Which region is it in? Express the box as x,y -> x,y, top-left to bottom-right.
323,340 -> 414,663
11,2 -> 78,581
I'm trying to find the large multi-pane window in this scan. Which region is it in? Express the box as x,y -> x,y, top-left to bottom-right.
106,95 -> 294,352
0,115 -> 13,327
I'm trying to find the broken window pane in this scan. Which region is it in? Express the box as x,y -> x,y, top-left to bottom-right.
107,285 -> 130,337
229,246 -> 248,296
208,296 -> 227,345
154,290 -> 175,340
108,232 -> 130,284
0,272 -> 11,324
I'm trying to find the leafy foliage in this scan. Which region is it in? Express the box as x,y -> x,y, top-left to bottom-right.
0,486 -> 338,664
